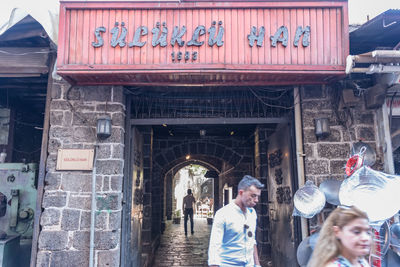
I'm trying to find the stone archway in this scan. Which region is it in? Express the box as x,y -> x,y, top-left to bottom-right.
150,137 -> 254,242
162,159 -> 220,221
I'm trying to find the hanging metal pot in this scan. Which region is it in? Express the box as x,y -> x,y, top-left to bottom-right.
319,179 -> 342,206
294,180 -> 326,218
350,141 -> 376,167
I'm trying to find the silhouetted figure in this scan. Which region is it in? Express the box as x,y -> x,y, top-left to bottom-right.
183,188 -> 196,236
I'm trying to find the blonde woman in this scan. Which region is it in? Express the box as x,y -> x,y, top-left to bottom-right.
308,206 -> 372,267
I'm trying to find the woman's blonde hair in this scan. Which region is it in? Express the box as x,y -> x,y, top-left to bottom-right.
307,206 -> 369,267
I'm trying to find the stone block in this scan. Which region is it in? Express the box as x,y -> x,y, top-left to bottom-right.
51,83 -> 62,100
44,172 -> 61,190
42,191 -> 67,208
80,211 -> 108,230
97,103 -> 124,113
50,100 -> 70,110
343,128 -> 356,142
61,209 -> 81,231
96,160 -> 124,175
111,112 -> 125,127
72,112 -> 96,126
109,211 -> 122,230
97,144 -> 111,159
356,113 -> 374,125
48,138 -> 61,153
330,160 -> 347,175
49,126 -> 73,139
63,143 -> 83,149
50,111 -> 64,126
97,250 -> 120,267
112,86 -> 125,103
50,250 -> 89,267
73,230 -> 120,250
36,251 -> 50,267
40,208 -> 61,227
311,128 -> 342,143
112,144 -> 124,159
63,111 -> 73,126
96,193 -> 121,211
68,194 -> 91,210
305,159 -> 329,175
304,144 -> 314,158
61,173 -> 92,192
357,127 -> 375,141
110,175 -> 123,191
73,126 -> 96,142
103,176 -> 111,191
64,86 -> 81,100
80,86 -> 112,102
301,99 -> 332,111
107,127 -> 125,143
46,153 -> 58,171
317,143 -> 350,159
38,231 -> 68,250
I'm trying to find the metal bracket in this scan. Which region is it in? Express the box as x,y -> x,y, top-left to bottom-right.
9,189 -> 19,229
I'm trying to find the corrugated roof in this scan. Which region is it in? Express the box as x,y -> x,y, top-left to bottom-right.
350,9 -> 400,54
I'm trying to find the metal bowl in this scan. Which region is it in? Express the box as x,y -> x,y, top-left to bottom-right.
319,179 -> 342,206
339,166 -> 400,222
294,180 -> 326,218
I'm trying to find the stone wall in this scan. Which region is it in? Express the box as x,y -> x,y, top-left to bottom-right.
36,81 -> 125,267
254,126 -> 271,260
301,85 -> 382,227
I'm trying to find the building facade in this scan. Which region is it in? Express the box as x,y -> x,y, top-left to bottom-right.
1,1 -> 395,267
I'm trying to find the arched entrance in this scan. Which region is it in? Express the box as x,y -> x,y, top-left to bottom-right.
163,161 -> 217,221
121,86 -> 298,267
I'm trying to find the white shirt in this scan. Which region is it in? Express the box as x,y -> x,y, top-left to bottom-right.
208,202 -> 257,267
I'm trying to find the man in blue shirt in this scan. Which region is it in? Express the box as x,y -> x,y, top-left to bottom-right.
208,175 -> 264,267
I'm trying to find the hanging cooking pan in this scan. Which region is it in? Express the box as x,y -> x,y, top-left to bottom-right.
350,141 -> 376,167
319,179 -> 342,206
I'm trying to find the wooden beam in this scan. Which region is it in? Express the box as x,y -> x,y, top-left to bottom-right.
131,117 -> 288,125
30,53 -> 54,267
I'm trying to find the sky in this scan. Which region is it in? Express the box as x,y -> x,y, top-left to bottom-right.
349,0 -> 400,24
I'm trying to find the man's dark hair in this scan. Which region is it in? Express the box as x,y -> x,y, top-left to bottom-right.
238,175 -> 264,192
187,189 -> 192,195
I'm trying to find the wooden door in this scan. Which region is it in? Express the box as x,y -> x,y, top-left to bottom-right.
267,123 -> 297,266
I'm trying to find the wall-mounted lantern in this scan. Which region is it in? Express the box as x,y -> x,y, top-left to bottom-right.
96,115 -> 112,139
314,117 -> 330,138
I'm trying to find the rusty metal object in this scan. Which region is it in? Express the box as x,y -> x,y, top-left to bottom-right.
0,193 -> 6,217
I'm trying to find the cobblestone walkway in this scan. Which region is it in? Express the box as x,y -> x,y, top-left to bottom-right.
152,218 -> 212,267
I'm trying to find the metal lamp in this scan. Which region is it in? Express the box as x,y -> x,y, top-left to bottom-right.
96,115 -> 112,139
314,117 -> 330,138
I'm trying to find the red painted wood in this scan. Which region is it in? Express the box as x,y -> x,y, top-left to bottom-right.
57,1 -> 348,85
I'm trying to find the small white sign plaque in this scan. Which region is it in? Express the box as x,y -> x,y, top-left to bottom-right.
56,149 -> 94,171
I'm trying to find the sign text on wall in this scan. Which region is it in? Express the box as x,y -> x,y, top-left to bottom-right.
92,21 -> 310,62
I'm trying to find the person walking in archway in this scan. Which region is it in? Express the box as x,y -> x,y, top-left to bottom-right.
183,188 -> 196,236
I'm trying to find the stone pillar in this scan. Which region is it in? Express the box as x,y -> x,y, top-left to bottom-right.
165,172 -> 173,220
37,82 -> 125,267
140,126 -> 153,266
254,126 -> 271,259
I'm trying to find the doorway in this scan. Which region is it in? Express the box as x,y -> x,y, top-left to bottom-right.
121,86 -> 299,267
